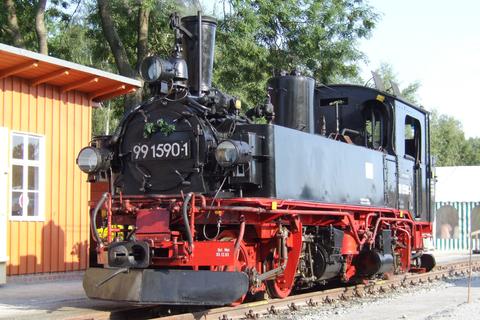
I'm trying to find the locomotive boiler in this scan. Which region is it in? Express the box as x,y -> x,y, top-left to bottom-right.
77,12 -> 436,305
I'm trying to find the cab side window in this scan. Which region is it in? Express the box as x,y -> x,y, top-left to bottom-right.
404,116 -> 421,161
363,103 -> 386,150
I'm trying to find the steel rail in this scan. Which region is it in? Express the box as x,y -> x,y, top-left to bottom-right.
154,259 -> 480,320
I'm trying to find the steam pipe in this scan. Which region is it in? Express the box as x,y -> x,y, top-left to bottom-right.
202,206 -> 265,213
372,217 -> 414,242
396,226 -> 412,269
234,216 -> 246,255
106,193 -> 112,242
190,193 -> 196,240
365,212 -> 378,229
201,206 -> 362,245
91,192 -> 109,247
182,192 -> 194,252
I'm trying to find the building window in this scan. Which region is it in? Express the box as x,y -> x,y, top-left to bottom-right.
10,133 -> 44,221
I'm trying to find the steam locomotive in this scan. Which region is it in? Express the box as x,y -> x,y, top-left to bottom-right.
78,13 -> 435,305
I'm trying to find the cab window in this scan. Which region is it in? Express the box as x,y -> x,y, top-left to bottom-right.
404,116 -> 421,161
363,103 -> 386,150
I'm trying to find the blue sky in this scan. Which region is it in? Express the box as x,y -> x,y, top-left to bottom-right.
359,0 -> 480,138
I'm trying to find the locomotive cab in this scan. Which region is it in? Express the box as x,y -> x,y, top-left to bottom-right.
315,84 -> 433,223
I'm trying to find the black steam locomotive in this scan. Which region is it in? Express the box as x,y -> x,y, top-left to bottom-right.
78,13 -> 435,305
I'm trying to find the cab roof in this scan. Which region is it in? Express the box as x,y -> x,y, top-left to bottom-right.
317,83 -> 428,114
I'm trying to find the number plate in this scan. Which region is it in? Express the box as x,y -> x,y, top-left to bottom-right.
132,141 -> 190,161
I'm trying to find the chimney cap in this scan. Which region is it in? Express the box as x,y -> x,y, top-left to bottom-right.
181,15 -> 217,25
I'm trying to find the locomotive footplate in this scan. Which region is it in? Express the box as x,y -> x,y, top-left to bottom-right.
83,267 -> 249,305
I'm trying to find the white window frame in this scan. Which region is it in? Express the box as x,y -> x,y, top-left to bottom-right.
9,131 -> 45,222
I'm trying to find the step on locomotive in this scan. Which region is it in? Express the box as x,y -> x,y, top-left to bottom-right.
77,12 -> 436,305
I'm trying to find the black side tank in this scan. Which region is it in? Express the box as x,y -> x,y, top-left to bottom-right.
268,74 -> 315,133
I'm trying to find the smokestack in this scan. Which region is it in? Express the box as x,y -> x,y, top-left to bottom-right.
181,13 -> 217,95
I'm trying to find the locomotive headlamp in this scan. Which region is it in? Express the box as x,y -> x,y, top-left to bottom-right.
215,140 -> 252,167
140,56 -> 169,82
140,56 -> 188,83
76,146 -> 111,174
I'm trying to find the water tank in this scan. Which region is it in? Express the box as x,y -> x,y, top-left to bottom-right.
268,74 -> 315,133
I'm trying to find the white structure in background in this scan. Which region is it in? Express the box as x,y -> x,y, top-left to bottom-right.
434,166 -> 480,251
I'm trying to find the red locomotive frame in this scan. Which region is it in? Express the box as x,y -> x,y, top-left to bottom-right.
92,191 -> 433,300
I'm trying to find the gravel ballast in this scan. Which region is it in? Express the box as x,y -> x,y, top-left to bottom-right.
265,273 -> 480,320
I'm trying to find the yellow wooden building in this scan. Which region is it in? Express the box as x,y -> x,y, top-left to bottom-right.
0,43 -> 141,282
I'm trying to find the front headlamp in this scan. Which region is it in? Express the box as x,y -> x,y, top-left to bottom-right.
76,146 -> 111,174
215,140 -> 252,167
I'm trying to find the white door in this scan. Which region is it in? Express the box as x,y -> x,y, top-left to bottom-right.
0,127 -> 8,283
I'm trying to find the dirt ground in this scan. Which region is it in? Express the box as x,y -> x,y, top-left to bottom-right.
0,279 -> 125,320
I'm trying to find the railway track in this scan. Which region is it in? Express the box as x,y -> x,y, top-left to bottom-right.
67,258 -> 480,320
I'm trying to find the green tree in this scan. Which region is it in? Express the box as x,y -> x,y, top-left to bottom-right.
430,110 -> 471,166
372,63 -> 421,104
463,137 -> 480,165
367,65 -> 480,166
1,0 -> 379,131
0,1 -> 189,134
0,0 -> 57,54
214,0 -> 378,107
90,0 -> 183,131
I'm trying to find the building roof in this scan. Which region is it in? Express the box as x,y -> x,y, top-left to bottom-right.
435,166 -> 480,202
0,43 -> 142,102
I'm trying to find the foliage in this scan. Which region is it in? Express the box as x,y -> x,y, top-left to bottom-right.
0,0 -> 72,53
0,0 -> 37,50
91,99 -> 125,136
88,0 -> 177,70
2,1 -> 478,166
368,65 -> 480,166
214,0 -> 379,107
143,118 -> 176,138
372,63 -> 420,104
464,137 -> 480,165
430,110 -> 480,166
0,0 -> 379,131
